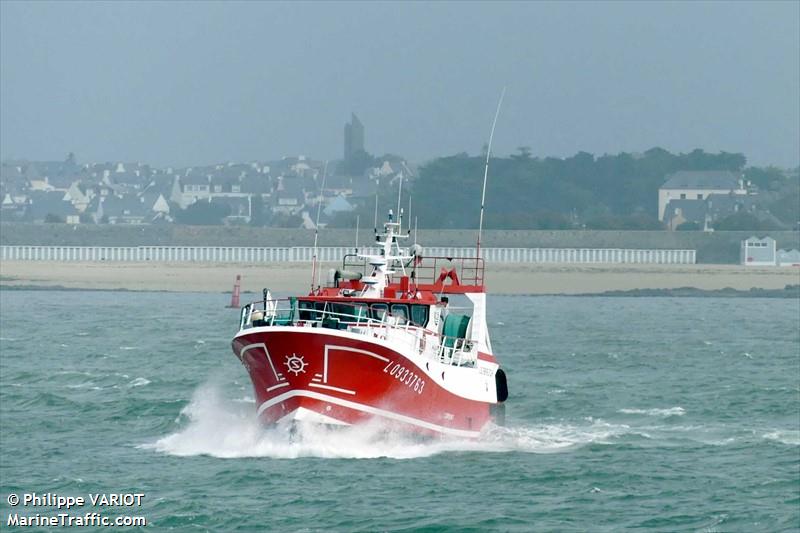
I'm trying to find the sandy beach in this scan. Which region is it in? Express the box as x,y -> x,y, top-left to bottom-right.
1,261 -> 798,294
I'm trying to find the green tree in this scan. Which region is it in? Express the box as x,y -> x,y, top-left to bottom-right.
676,221 -> 701,231
249,194 -> 266,226
339,150 -> 376,177
584,213 -> 663,230
745,166 -> 786,191
271,212 -> 303,228
175,201 -> 230,225
713,212 -> 777,231
510,146 -> 532,161
409,147 -> 750,228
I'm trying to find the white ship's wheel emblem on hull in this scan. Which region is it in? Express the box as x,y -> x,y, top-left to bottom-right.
284,354 -> 308,375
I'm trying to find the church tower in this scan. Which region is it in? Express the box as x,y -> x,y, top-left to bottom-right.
344,113 -> 365,160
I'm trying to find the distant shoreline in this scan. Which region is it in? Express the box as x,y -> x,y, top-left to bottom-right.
568,285 -> 800,298
2,284 -> 798,299
1,261 -> 798,296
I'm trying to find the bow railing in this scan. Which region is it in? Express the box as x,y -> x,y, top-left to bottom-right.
238,297 -> 477,367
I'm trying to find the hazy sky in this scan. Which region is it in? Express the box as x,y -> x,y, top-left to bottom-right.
1,1 -> 798,168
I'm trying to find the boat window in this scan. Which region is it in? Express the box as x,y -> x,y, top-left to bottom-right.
329,303 -> 349,317
411,304 -> 429,327
329,303 -> 366,321
298,300 -> 319,321
390,304 -> 409,323
371,303 -> 388,321
351,303 -> 369,321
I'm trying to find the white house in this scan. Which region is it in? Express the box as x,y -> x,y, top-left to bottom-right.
63,181 -> 92,213
179,173 -> 211,208
659,170 -> 746,221
740,236 -> 777,266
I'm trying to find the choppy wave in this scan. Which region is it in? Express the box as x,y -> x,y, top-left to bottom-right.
618,407 -> 685,417
129,377 -> 151,387
66,382 -> 104,390
142,383 -> 637,459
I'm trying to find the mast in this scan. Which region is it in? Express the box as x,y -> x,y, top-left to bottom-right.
373,188 -> 379,242
310,160 -> 329,292
396,174 -> 403,234
407,193 -> 412,239
354,214 -> 360,252
476,87 -> 506,259
359,210 -> 412,298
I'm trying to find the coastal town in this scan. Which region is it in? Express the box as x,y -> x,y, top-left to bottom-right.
2,2 -> 799,532
1,114 -> 797,234
0,115 -> 414,229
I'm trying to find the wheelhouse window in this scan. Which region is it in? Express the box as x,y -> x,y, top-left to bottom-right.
353,303 -> 368,321
330,302 -> 368,321
298,300 -> 319,321
411,304 -> 429,327
390,304 -> 409,323
370,303 -> 388,320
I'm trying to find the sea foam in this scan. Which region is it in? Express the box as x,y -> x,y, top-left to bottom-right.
762,430 -> 800,446
618,407 -> 685,417
142,382 -> 635,460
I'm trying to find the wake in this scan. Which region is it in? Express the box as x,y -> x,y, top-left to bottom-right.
141,383 -> 628,459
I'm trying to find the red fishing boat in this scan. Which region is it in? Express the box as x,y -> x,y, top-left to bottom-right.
231,212 -> 508,438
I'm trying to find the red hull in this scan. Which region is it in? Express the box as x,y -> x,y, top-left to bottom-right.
232,328 -> 493,437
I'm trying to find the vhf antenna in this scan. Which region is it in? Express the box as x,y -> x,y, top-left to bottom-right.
310,160 -> 329,292
476,87 -> 506,259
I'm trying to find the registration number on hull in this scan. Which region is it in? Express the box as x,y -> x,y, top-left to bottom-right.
383,361 -> 425,394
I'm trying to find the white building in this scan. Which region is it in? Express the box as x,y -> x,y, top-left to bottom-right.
178,173 -> 211,208
777,249 -> 800,267
659,170 -> 746,221
740,236 -> 777,266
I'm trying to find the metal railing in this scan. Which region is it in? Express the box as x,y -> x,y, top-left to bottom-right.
340,253 -> 485,287
0,245 -> 697,264
239,297 -> 477,367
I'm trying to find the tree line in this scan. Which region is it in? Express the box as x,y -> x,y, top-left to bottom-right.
332,147 -> 797,231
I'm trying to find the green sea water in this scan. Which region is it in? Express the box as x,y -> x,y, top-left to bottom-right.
1,290 -> 798,532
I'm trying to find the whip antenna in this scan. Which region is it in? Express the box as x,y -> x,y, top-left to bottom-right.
310,160 -> 329,292
373,188 -> 379,238
354,214 -> 359,252
396,174 -> 403,233
477,87 -> 506,259
408,194 -> 412,236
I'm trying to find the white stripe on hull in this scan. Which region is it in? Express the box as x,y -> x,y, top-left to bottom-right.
257,389 -> 481,438
236,326 -> 498,403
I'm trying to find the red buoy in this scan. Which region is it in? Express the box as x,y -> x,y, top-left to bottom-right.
227,275 -> 241,308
